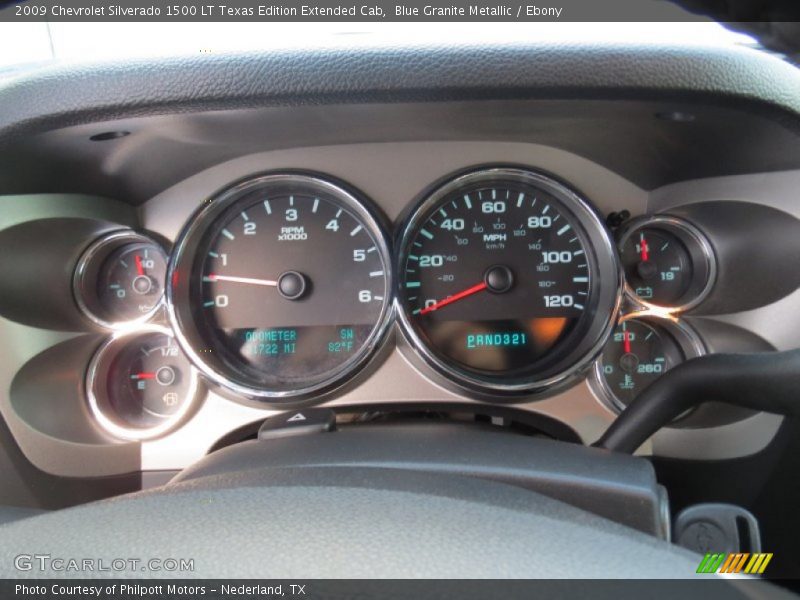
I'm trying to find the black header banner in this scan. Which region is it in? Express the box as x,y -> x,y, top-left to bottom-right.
0,0 -> 710,22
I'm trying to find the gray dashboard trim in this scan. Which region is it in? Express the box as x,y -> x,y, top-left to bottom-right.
1,42 -> 799,144
1,43 -> 800,203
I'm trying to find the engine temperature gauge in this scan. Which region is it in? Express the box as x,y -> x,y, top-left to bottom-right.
593,318 -> 704,412
86,327 -> 199,440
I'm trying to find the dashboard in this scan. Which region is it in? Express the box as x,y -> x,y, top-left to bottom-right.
1,41 -> 800,487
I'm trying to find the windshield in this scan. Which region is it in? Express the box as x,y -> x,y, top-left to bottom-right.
0,22 -> 759,76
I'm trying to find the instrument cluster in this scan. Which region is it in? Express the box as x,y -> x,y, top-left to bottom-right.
73,167 -> 718,440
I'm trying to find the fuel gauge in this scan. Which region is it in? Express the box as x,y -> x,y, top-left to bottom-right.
86,326 -> 199,440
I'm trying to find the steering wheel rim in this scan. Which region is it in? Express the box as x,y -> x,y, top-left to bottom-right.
0,463 -> 709,579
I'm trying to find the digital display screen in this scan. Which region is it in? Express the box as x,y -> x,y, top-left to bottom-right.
425,318 -> 576,373
215,325 -> 372,387
466,332 -> 528,349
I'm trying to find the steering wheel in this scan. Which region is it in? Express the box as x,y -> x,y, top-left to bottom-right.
0,422 -> 732,582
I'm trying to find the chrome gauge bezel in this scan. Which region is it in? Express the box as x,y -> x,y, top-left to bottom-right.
590,315 -> 706,415
85,325 -> 201,441
617,215 -> 717,313
73,230 -> 168,330
166,172 -> 395,404
395,167 -> 623,399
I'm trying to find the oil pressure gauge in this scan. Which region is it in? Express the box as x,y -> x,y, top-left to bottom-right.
74,231 -> 168,329
618,215 -> 716,312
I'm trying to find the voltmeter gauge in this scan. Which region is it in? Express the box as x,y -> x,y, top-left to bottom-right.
592,317 -> 704,413
86,326 -> 200,440
618,216 -> 716,312
74,231 -> 168,328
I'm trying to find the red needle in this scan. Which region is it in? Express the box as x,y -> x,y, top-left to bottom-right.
623,330 -> 632,354
135,255 -> 145,276
207,273 -> 278,287
639,233 -> 649,262
419,282 -> 488,315
131,372 -> 156,380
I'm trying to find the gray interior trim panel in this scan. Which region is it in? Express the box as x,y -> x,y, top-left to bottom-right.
2,42 -> 799,143
174,423 -> 669,536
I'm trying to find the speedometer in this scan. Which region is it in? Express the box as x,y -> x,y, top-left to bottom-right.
167,173 -> 393,402
396,168 -> 621,397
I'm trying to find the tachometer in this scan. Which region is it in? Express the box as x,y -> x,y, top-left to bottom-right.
167,173 -> 393,402
396,167 -> 621,397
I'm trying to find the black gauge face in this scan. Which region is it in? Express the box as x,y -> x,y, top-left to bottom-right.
109,333 -> 192,425
74,232 -> 168,328
397,168 -> 621,394
97,242 -> 168,321
618,217 -> 716,310
87,330 -> 197,439
169,175 -> 393,399
599,320 -> 684,407
621,229 -> 691,305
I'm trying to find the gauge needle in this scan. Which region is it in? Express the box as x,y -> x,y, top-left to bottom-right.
131,372 -> 156,380
207,273 -> 278,287
623,330 -> 632,354
419,282 -> 488,315
135,255 -> 145,276
639,233 -> 649,262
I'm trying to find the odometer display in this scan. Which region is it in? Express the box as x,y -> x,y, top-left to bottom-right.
168,174 -> 393,401
397,168 -> 620,396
